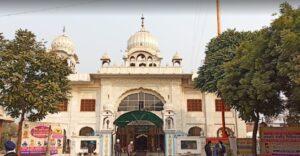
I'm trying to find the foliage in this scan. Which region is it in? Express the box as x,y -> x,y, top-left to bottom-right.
0,29 -> 72,153
195,29 -> 254,95
270,2 -> 300,126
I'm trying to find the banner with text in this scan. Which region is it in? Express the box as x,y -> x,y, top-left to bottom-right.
20,121 -> 64,155
260,127 -> 300,156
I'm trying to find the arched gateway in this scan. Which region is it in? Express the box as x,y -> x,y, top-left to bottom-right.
114,111 -> 164,152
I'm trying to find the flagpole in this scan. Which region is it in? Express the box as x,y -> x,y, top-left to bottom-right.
216,0 -> 228,138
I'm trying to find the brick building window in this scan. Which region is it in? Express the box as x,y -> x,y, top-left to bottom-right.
80,99 -> 96,111
215,99 -> 230,112
187,99 -> 202,111
57,101 -> 68,112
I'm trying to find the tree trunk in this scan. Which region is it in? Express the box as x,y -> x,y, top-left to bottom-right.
16,111 -> 25,156
252,114 -> 259,156
0,120 -> 3,145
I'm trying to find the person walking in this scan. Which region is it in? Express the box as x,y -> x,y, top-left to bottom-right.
205,141 -> 212,156
114,139 -> 121,156
4,141 -> 17,156
127,141 -> 134,156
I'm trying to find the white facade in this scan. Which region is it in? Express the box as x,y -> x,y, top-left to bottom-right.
43,17 -> 247,155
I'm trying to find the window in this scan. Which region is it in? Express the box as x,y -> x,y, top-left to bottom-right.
80,140 -> 96,149
57,101 -> 68,111
137,54 -> 146,61
130,63 -> 135,67
79,127 -> 95,136
81,99 -> 95,111
118,92 -> 164,111
139,63 -> 146,67
188,126 -> 202,136
187,99 -> 202,111
215,99 -> 230,112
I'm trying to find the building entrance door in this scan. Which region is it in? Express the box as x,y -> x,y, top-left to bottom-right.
114,111 -> 165,153
135,134 -> 147,151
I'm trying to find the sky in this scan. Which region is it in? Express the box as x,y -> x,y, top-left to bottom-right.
0,0 -> 299,73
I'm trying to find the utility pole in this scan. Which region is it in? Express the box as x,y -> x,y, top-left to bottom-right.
216,0 -> 228,138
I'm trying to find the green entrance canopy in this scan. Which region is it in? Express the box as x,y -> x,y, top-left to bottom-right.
114,111 -> 163,127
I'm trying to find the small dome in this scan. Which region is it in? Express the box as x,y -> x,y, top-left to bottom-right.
51,35 -> 75,55
172,52 -> 182,60
101,53 -> 111,60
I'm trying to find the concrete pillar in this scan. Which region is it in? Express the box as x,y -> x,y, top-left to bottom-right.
99,130 -> 113,156
164,130 -> 176,156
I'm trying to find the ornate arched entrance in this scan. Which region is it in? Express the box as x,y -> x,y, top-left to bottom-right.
114,111 -> 164,153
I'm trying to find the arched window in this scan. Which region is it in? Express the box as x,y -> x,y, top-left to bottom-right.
188,126 -> 202,136
147,56 -> 153,61
217,127 -> 234,137
118,92 -> 164,111
79,127 -> 94,136
174,61 -> 181,67
139,63 -> 146,67
137,54 -> 146,61
130,56 -> 135,61
130,63 -> 135,67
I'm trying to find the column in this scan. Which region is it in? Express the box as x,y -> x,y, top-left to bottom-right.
99,130 -> 113,156
164,130 -> 176,156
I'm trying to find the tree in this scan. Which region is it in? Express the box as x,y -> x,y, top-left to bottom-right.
218,29 -> 284,155
270,2 -> 300,126
195,29 -> 254,95
0,29 -> 72,154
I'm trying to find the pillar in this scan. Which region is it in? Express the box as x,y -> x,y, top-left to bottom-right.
99,130 -> 113,156
164,130 -> 176,156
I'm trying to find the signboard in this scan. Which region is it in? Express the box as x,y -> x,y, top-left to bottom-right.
176,136 -> 201,155
237,138 -> 252,156
20,122 -> 64,155
260,127 -> 300,156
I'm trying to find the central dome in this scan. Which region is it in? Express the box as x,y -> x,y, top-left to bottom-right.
127,29 -> 159,51
126,16 -> 160,55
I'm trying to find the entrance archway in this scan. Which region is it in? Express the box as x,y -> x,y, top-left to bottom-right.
114,111 -> 164,153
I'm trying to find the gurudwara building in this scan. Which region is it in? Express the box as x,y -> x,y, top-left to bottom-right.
42,17 -> 247,155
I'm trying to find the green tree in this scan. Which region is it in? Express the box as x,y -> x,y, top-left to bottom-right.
270,2 -> 300,126
195,29 -> 254,94
218,29 -> 284,155
0,29 -> 72,154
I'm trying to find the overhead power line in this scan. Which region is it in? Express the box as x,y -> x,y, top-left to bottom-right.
0,0 -> 99,18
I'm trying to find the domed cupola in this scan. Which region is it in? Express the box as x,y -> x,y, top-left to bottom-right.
124,15 -> 162,67
51,27 -> 79,72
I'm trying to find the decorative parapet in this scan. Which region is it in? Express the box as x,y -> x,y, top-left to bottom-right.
68,73 -> 90,81
98,67 -> 183,74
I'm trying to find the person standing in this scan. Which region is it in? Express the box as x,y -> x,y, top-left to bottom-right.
114,139 -> 121,156
4,141 -> 17,156
127,141 -> 134,156
205,141 -> 212,156
213,141 -> 226,156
